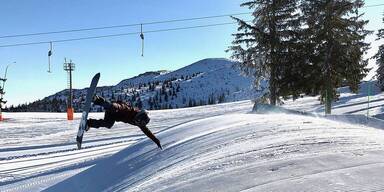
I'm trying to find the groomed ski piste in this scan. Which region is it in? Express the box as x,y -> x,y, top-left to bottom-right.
1,81 -> 384,191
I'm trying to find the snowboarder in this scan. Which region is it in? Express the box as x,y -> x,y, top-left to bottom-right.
86,95 -> 162,149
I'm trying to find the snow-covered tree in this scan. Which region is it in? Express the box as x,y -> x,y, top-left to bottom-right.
375,14 -> 384,90
228,0 -> 301,105
301,0 -> 371,114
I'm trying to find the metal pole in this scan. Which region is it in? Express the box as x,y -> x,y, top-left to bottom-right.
48,42 -> 52,73
69,60 -> 73,109
64,58 -> 75,120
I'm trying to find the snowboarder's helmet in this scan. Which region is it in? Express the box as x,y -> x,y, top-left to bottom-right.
133,110 -> 150,127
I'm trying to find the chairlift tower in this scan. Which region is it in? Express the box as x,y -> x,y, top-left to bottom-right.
64,58 -> 75,120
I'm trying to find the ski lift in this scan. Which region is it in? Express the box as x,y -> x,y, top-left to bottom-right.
140,24 -> 144,57
47,42 -> 53,73
0,62 -> 13,108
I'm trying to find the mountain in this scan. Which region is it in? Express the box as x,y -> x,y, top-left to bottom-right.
6,58 -> 259,112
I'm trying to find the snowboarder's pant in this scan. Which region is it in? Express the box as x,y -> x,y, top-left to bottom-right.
88,98 -> 115,128
88,118 -> 115,129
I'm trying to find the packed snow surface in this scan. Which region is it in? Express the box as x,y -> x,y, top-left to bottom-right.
284,81 -> 384,117
2,97 -> 384,191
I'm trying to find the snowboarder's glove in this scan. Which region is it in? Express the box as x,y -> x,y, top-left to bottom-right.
155,138 -> 162,150
157,143 -> 163,150
138,125 -> 162,150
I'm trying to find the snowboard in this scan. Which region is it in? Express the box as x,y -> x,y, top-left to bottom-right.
76,73 -> 100,149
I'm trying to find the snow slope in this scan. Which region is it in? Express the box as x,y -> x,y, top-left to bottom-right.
44,112 -> 384,192
0,101 -> 252,191
2,81 -> 384,191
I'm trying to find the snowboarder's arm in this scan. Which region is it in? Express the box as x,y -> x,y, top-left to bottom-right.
139,126 -> 162,150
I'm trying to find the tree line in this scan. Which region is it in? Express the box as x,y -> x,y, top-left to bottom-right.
4,72 -> 230,112
229,0 -> 374,114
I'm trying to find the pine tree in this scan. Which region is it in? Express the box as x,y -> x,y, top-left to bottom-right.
164,92 -> 169,102
301,0 -> 371,114
148,97 -> 154,110
218,93 -> 225,103
228,0 -> 301,105
111,92 -> 115,101
176,84 -> 180,92
375,14 -> 384,90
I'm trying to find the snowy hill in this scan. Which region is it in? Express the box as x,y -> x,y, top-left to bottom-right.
43,112 -> 384,192
6,58 -> 257,112
115,70 -> 168,88
2,99 -> 384,191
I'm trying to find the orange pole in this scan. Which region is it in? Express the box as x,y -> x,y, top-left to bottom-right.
67,107 -> 74,120
0,113 -> 3,121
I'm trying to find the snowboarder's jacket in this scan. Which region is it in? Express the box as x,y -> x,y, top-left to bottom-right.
88,100 -> 147,129
107,101 -> 140,125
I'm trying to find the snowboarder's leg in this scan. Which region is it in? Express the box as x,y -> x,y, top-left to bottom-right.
87,111 -> 115,130
87,119 -> 115,129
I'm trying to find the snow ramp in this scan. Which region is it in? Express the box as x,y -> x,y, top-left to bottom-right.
44,113 -> 384,192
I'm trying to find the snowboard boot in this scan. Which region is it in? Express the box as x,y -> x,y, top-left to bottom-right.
85,119 -> 91,132
93,95 -> 106,106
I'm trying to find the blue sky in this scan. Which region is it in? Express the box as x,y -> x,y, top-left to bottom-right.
0,0 -> 383,106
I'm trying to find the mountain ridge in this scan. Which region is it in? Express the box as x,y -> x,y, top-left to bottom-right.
5,58 -> 258,112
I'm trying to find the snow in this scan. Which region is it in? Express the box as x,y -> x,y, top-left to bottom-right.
2,81 -> 384,191
39,113 -> 384,191
283,81 -> 384,117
